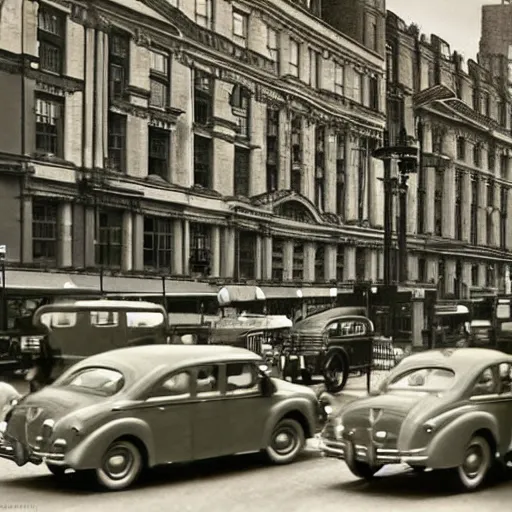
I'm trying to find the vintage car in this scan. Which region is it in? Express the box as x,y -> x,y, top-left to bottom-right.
320,347 -> 512,492
0,344 -> 319,491
281,307 -> 374,392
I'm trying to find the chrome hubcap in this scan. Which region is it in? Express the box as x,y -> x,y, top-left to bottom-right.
462,446 -> 484,479
104,448 -> 133,480
272,428 -> 297,455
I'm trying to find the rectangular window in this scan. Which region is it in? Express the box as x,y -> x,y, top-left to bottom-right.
35,96 -> 64,157
487,181 -> 494,246
500,154 -> 508,178
37,4 -> 66,74
365,12 -> 378,51
239,231 -> 256,280
334,63 -> 344,96
289,38 -> 299,77
149,50 -> 169,109
234,146 -> 250,197
309,49 -> 317,88
143,216 -> 172,270
418,258 -> 426,283
148,128 -> 170,179
455,171 -> 462,240
432,126 -> 443,154
194,135 -> 211,188
471,176 -> 479,245
471,264 -> 479,286
107,113 -> 126,171
315,126 -> 325,210
194,70 -> 213,124
190,223 -> 211,275
336,245 -> 344,282
272,238 -> 284,281
231,86 -> 250,138
336,133 -> 345,216
232,10 -> 248,47
355,248 -> 365,281
386,44 -> 395,83
369,75 -> 378,110
473,144 -> 481,167
266,108 -> 279,192
266,26 -> 279,63
290,114 -> 302,193
457,137 -> 465,160
32,200 -> 58,265
501,187 -> 508,249
292,243 -> 303,281
195,0 -> 213,29
315,245 -> 324,282
434,169 -> 443,236
353,72 -> 363,103
96,210 -> 123,268
109,31 -> 130,100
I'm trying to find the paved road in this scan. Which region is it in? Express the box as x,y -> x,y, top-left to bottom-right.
2,450 -> 512,512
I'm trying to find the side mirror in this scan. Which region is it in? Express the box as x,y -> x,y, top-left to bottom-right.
260,375 -> 275,397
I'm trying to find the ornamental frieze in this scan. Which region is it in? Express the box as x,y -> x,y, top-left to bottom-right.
27,69 -> 84,94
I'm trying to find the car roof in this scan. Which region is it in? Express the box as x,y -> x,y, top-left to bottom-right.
71,344 -> 262,378
292,307 -> 368,332
396,348 -> 512,374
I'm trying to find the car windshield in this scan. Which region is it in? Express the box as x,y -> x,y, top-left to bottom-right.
387,367 -> 455,392
57,367 -> 125,396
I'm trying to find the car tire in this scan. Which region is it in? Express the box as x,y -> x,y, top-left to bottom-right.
265,418 -> 305,465
46,463 -> 66,478
451,435 -> 492,492
346,460 -> 381,480
95,440 -> 143,492
324,353 -> 349,393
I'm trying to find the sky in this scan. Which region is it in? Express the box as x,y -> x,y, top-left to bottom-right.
386,0 -> 500,62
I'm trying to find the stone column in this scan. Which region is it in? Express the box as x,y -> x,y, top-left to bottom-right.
278,109 -> 291,190
364,249 -> 378,282
282,240 -> 294,281
408,253 -> 419,282
84,205 -> 95,267
344,134 -> 359,222
58,202 -> 72,268
301,118 -> 315,202
255,236 -> 262,280
442,166 -> 456,238
490,182 -> 501,247
478,263 -> 487,288
262,235 -> 272,280
461,261 -> 472,299
132,212 -> 144,271
423,123 -> 435,234
343,246 -> 356,281
210,225 -> 221,278
477,178 -> 487,246
221,227 -> 235,278
324,244 -> 337,281
377,250 -> 384,281
21,196 -> 33,264
121,211 -> 133,272
83,27 -> 95,168
425,256 -> 438,283
303,242 -> 315,282
93,31 -> 105,168
461,172 -> 472,243
444,259 -> 456,295
182,220 -> 190,276
324,127 -> 337,214
171,219 -> 183,275
249,101 -> 267,197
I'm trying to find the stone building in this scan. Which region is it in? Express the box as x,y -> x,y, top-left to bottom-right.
387,11 -> 512,298
0,0 -> 387,313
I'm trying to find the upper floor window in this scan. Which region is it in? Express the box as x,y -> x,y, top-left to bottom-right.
365,12 -> 378,52
149,50 -> 169,109
195,0 -> 213,29
289,38 -> 299,77
35,96 -> 64,157
143,216 -> 172,271
267,26 -> 279,63
353,71 -> 363,103
194,70 -> 213,124
456,137 -> 465,160
231,85 -> 251,138
96,210 -> 123,268
109,32 -> 130,100
334,63 -> 344,96
309,49 -> 321,88
107,113 -> 126,172
32,200 -> 58,265
232,10 -> 248,47
38,4 -> 66,74
386,44 -> 395,83
148,128 -> 170,179
369,75 -> 379,110
473,144 -> 482,167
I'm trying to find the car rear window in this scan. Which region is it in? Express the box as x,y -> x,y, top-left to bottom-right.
58,367 -> 125,396
387,367 -> 455,392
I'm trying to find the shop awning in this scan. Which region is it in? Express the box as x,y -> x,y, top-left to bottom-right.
435,304 -> 470,316
217,285 -> 265,306
260,287 -> 302,300
300,287 -> 338,299
3,270 -> 84,293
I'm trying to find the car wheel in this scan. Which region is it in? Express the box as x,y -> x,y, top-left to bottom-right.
265,418 -> 305,465
46,463 -> 66,478
324,353 -> 348,393
95,440 -> 143,491
346,460 -> 381,480
452,436 -> 492,492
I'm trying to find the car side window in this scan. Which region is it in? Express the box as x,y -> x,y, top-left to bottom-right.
195,365 -> 220,398
471,367 -> 499,397
149,371 -> 191,399
226,363 -> 259,396
499,363 -> 512,394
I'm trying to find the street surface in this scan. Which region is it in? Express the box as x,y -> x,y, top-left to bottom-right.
3,372 -> 512,510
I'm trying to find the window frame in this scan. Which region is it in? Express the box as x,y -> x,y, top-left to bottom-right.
232,9 -> 248,47
148,127 -> 170,179
193,134 -> 212,188
194,70 -> 213,125
37,3 -> 66,75
195,0 -> 213,29
149,49 -> 170,109
334,62 -> 344,96
143,215 -> 173,271
289,38 -> 299,77
108,31 -> 130,101
266,25 -> 279,63
35,95 -> 64,157
107,112 -> 126,172
95,209 -> 123,268
225,362 -> 260,397
32,199 -> 58,264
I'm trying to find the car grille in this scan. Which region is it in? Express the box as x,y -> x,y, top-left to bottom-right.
282,333 -> 324,355
246,337 -> 262,355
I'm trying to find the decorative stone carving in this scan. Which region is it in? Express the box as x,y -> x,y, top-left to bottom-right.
135,28 -> 151,48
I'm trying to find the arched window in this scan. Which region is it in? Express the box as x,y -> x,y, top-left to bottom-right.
230,85 -> 251,138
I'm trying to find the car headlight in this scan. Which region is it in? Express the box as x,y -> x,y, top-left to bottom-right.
332,417 -> 345,439
0,421 -> 6,434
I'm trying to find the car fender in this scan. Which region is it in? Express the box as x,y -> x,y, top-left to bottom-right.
261,398 -> 316,448
65,417 -> 155,470
426,411 -> 499,469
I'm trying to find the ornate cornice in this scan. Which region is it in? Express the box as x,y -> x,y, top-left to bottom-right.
110,99 -> 184,125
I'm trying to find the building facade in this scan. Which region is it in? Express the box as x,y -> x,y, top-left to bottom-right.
387,12 -> 512,299
0,0 -> 387,310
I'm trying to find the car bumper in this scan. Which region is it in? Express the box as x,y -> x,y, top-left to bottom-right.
319,437 -> 428,465
0,432 -> 53,467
